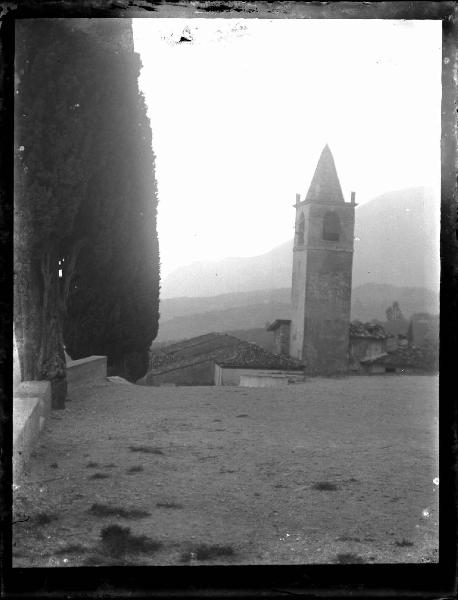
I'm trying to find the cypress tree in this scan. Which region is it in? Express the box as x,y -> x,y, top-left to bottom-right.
14,19 -> 160,403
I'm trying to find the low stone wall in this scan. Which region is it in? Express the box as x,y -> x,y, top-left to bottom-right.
215,365 -> 304,386
240,373 -> 292,387
13,381 -> 52,483
67,356 -> 107,395
13,356 -> 107,482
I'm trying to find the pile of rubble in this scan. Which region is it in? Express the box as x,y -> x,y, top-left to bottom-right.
361,345 -> 438,372
350,321 -> 387,339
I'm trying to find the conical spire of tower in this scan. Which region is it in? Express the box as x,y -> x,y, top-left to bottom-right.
305,145 -> 345,203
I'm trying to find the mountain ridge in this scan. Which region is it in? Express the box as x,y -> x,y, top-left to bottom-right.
156,282 -> 439,343
161,186 -> 439,299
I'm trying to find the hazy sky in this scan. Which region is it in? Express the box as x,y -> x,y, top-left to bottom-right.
133,19 -> 441,277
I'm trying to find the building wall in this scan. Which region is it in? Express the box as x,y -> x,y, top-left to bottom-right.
13,329 -> 21,390
303,249 -> 353,374
145,360 -> 215,386
290,200 -> 355,374
349,338 -> 385,370
362,363 -> 387,375
274,323 -> 291,355
215,365 -> 303,386
290,247 -> 307,359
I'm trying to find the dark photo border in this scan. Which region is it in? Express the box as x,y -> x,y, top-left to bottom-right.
1,1 -> 456,598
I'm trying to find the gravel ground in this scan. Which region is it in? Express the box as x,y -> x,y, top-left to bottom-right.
13,375 -> 439,566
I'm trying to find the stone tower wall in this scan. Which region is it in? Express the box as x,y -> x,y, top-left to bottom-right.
289,201 -> 355,372
303,249 -> 353,373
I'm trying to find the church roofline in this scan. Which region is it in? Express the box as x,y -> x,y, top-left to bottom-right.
293,198 -> 357,208
266,319 -> 291,332
303,144 -> 346,204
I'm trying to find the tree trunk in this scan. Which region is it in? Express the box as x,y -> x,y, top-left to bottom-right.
14,250 -> 42,381
14,247 -> 67,409
37,251 -> 67,408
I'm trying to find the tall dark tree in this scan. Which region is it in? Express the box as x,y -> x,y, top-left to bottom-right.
63,20 -> 160,382
14,19 -> 160,403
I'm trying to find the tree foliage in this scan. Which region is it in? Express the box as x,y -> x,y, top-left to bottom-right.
14,19 -> 160,399
63,21 -> 160,382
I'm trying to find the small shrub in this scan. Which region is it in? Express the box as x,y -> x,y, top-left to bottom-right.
50,463 -> 59,469
88,503 -> 150,519
89,472 -> 110,480
127,466 -> 144,473
156,502 -> 183,509
194,544 -> 235,561
335,552 -> 365,564
128,445 -> 164,455
34,512 -> 57,526
100,525 -> 162,557
54,543 -> 86,555
337,535 -> 361,542
395,539 -> 414,547
312,481 -> 339,491
236,414 -> 249,418
86,462 -> 99,468
180,544 -> 236,563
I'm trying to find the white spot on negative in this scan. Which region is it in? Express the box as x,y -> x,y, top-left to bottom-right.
422,508 -> 430,518
433,477 -> 439,486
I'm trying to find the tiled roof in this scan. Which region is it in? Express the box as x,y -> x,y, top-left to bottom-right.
350,321 -> 387,339
149,333 -> 241,373
216,341 -> 304,370
148,333 -> 303,375
360,346 -> 438,371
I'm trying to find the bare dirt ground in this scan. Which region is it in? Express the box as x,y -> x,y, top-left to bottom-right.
13,375 -> 439,566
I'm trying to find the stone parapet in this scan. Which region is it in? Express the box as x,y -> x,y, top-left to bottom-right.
13,380 -> 52,483
66,356 -> 107,395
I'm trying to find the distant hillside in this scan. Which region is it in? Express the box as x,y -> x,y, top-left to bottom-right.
161,241 -> 292,299
159,288 -> 290,321
156,283 -> 438,343
350,283 -> 439,323
156,301 -> 289,343
161,187 -> 439,298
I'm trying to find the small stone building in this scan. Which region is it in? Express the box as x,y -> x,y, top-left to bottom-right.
138,332 -> 304,387
214,342 -> 304,386
266,319 -> 292,356
349,321 -> 387,371
359,345 -> 439,374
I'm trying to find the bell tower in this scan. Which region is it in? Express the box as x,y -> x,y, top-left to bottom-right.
289,145 -> 356,374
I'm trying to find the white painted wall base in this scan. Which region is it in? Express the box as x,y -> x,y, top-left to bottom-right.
13,381 -> 52,483
215,364 -> 304,386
